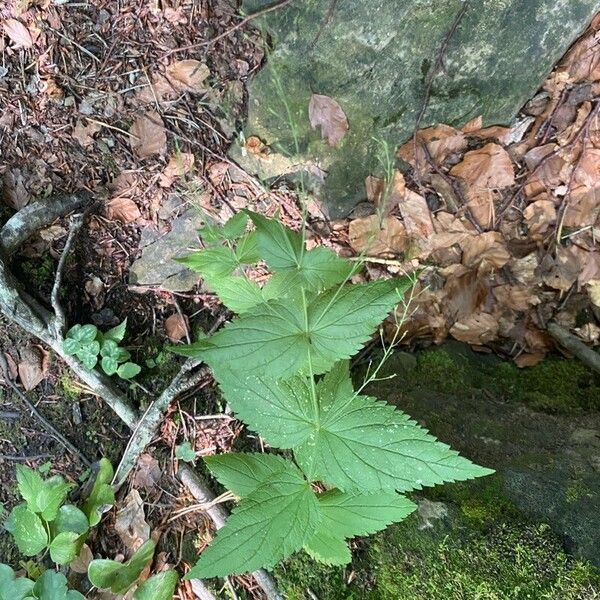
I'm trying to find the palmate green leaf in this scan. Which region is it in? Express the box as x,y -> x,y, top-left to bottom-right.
247,211 -> 356,292
15,466 -> 44,513
178,233 -> 260,281
296,363 -> 494,492
204,275 -> 265,314
186,459 -> 321,578
216,369 -> 313,448
304,489 -> 417,565
200,212 -> 249,244
36,476 -> 72,522
218,363 -> 493,493
173,278 -> 408,379
32,570 -> 85,600
205,452 -> 293,497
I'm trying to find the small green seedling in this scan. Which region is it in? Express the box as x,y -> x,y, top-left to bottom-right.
3,461 -> 116,566
63,319 -> 141,379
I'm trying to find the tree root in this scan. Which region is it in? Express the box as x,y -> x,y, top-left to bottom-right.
0,195 -> 283,600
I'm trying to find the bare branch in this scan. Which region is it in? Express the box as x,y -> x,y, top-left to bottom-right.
0,193 -> 90,256
51,214 -> 84,337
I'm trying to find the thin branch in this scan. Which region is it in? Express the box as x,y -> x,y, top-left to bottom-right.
0,354 -> 91,468
548,322 -> 600,375
51,214 -> 84,337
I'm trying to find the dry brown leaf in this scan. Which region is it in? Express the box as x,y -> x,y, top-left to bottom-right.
462,115 -> 483,133
4,19 -> 33,49
398,124 -> 466,173
442,269 -> 489,320
115,489 -> 150,554
466,125 -> 513,145
589,280 -> 600,307
106,197 -> 141,224
540,247 -> 580,291
130,110 -> 167,158
464,187 -> 500,229
523,198 -> 556,239
159,152 -> 195,187
133,454 -> 162,492
166,60 -> 209,91
450,312 -> 499,345
450,143 -> 515,189
430,211 -> 475,250
514,353 -> 545,368
348,215 -> 408,256
461,232 -> 510,272
493,284 -> 539,311
574,323 -> 600,344
70,544 -> 93,574
308,94 -> 349,147
18,346 -> 47,391
164,313 -> 189,342
365,175 -> 385,205
72,119 -> 102,148
2,168 -> 30,209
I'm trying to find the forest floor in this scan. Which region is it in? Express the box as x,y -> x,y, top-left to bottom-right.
0,1 -> 599,599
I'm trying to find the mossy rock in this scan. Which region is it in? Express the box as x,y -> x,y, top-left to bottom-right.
276,486 -> 600,599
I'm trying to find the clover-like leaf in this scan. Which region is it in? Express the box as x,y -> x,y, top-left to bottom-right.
117,362 -> 141,379
7,505 -> 48,556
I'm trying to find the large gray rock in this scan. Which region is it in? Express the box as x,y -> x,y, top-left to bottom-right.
367,346 -> 600,566
237,0 -> 598,216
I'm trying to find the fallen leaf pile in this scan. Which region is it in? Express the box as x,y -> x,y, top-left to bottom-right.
335,15 -> 600,364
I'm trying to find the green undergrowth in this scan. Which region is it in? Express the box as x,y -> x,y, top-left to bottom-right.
376,342 -> 600,414
276,478 -> 600,600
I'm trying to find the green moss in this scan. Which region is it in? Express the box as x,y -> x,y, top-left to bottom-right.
392,343 -> 600,415
19,255 -> 55,290
58,374 -> 82,401
276,492 -> 600,600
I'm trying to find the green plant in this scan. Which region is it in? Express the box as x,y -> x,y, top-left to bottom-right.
88,539 -> 179,599
2,462 -> 178,600
172,211 -> 494,578
63,319 -> 141,379
0,565 -> 84,600
3,461 -> 116,566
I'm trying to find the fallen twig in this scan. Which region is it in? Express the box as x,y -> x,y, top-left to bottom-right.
548,322 -> 600,375
51,214 -> 84,337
